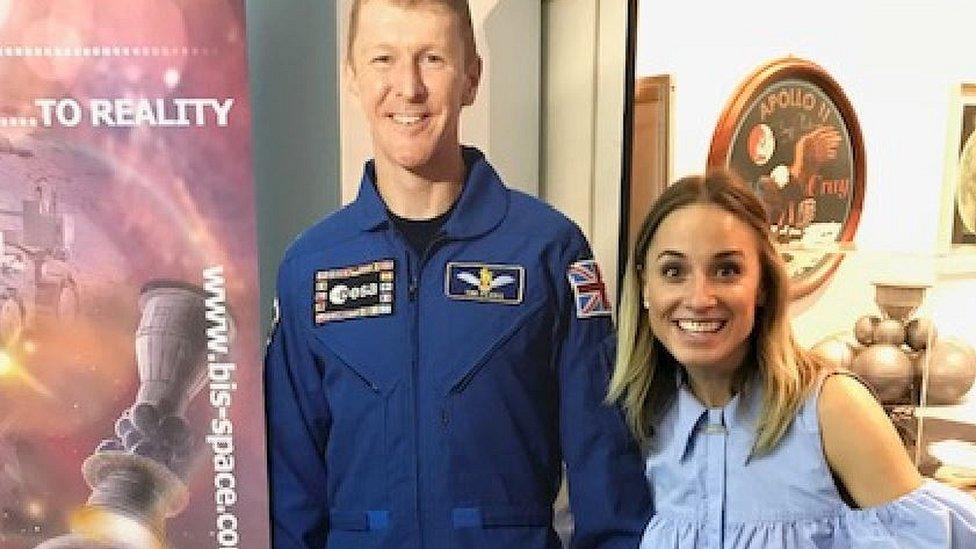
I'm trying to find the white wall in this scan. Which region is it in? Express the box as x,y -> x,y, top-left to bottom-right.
337,0 -> 540,203
636,0 -> 976,348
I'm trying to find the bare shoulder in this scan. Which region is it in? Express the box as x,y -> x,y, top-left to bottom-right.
818,373 -> 922,508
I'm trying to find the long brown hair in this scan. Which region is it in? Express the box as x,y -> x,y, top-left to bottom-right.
607,170 -> 827,454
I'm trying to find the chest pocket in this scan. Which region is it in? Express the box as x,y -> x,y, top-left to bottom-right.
307,316 -> 406,517
429,256 -> 555,394
443,299 -> 550,394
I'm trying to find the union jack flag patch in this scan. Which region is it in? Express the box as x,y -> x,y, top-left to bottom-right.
567,259 -> 611,318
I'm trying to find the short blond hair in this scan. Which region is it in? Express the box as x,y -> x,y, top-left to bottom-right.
347,0 -> 479,66
607,170 -> 828,455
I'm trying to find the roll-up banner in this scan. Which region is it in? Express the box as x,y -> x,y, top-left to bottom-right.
0,2 -> 268,548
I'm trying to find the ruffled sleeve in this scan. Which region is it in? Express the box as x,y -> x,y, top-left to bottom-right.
856,480 -> 976,547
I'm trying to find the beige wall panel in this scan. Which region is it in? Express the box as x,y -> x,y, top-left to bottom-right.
590,0 -> 630,305
543,0 -> 629,306
541,0 -> 597,238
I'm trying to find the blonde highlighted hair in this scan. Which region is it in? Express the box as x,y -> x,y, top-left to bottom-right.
607,171 -> 828,455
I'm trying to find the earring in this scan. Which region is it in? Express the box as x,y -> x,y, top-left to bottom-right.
643,300 -> 650,309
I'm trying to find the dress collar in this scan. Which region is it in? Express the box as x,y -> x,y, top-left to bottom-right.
672,369 -> 763,465
350,146 -> 509,240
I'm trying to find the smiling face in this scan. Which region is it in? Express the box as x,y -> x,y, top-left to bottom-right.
642,203 -> 765,377
347,0 -> 481,178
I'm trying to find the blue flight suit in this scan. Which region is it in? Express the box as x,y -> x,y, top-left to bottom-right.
265,148 -> 650,548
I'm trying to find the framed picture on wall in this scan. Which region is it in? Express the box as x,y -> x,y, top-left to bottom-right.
708,57 -> 866,300
626,75 -> 673,265
940,83 -> 976,248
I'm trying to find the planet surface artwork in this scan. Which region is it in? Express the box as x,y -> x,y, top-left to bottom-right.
747,123 -> 776,166
959,129 -> 976,235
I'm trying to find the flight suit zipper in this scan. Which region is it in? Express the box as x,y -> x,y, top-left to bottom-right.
403,246 -> 424,548
404,232 -> 446,548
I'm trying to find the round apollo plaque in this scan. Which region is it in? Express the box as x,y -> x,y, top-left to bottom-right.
708,57 -> 865,300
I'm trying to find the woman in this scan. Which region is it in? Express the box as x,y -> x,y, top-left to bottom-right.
608,171 -> 976,547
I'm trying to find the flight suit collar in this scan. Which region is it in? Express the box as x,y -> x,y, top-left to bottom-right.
351,146 -> 509,239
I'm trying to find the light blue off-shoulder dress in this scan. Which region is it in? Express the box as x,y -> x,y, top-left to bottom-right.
640,372 -> 976,548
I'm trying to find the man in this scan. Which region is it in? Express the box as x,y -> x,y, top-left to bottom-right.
264,1 -> 650,547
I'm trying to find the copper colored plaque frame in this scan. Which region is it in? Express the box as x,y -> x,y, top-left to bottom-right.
708,57 -> 865,300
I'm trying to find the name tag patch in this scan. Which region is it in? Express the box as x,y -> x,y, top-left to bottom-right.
313,259 -> 395,324
445,262 -> 523,305
568,259 -> 611,318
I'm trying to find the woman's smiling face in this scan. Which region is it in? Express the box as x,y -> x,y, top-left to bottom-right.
642,203 -> 765,376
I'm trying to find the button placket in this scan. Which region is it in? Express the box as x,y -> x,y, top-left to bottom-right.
704,408 -> 727,548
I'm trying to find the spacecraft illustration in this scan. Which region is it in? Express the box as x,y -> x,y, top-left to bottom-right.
0,183 -> 79,347
35,280 -> 233,549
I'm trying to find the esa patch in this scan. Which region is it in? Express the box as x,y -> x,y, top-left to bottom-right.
445,262 -> 523,305
313,259 -> 395,324
567,259 -> 611,318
